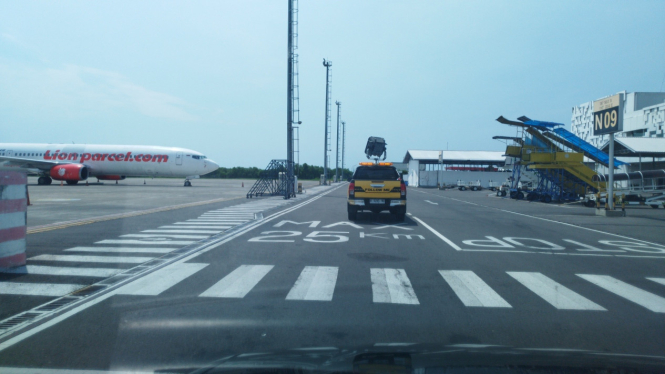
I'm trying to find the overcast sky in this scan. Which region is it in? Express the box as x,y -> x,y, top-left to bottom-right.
1,1 -> 663,168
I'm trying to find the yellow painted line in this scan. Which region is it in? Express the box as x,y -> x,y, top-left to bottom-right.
27,196 -> 244,235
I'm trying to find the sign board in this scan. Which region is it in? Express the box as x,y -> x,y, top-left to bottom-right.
438,150 -> 443,164
593,94 -> 623,135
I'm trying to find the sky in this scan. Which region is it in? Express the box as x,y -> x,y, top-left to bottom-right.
1,1 -> 663,168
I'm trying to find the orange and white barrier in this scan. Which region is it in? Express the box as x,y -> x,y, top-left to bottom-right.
0,171 -> 27,268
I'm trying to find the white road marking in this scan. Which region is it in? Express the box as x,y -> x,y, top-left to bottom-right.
648,277 -> 665,287
201,213 -> 255,217
186,219 -> 247,223
508,272 -> 605,310
160,225 -> 231,229
424,200 -> 439,205
95,239 -> 196,245
439,270 -> 511,308
0,183 -> 344,353
286,266 -> 338,301
142,229 -> 221,234
416,190 -> 665,250
29,254 -> 153,264
0,282 -> 85,296
0,265 -> 121,277
410,216 -> 462,251
578,274 -> 665,313
121,234 -> 209,239
200,265 -> 274,298
371,268 -> 419,305
65,246 -> 175,254
117,263 -> 208,296
0,368 -> 152,374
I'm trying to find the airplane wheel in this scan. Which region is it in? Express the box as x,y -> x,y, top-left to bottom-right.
37,177 -> 46,185
184,180 -> 192,187
46,177 -> 52,185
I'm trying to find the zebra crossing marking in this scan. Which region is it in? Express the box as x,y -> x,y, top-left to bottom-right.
200,265 -> 274,298
578,274 -> 665,313
371,268 -> 419,305
286,266 -> 338,301
121,234 -> 210,239
30,254 -> 154,264
64,246 -> 175,254
439,270 -> 511,308
95,239 -> 196,245
508,272 -> 605,311
0,265 -> 122,277
142,229 -> 222,234
117,263 -> 208,296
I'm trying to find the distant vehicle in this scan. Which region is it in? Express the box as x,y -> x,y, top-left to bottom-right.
348,162 -> 406,221
0,143 -> 219,186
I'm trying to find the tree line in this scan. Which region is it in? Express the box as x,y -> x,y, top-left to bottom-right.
203,163 -> 353,180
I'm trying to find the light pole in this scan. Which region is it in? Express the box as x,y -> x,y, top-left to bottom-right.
335,101 -> 341,183
322,59 -> 332,184
341,120 -> 346,181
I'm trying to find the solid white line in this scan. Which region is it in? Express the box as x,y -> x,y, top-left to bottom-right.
439,270 -> 511,308
578,274 -> 665,313
0,183 -> 344,353
0,282 -> 85,296
410,216 -> 462,251
142,229 -> 221,234
0,265 -> 121,277
121,234 -> 209,239
199,265 -> 274,298
201,213 -> 255,216
29,254 -> 153,264
286,266 -> 338,301
65,246 -> 175,254
0,368 -> 152,374
95,239 -> 195,245
371,268 -> 419,305
117,263 -> 208,296
648,277 -> 665,287
508,272 -> 605,311
424,200 -> 439,205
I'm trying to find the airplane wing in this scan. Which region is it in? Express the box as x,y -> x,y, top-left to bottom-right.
0,156 -> 60,171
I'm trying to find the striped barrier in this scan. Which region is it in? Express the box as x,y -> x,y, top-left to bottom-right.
0,171 -> 27,268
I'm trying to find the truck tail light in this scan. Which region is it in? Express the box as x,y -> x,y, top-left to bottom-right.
401,181 -> 406,197
349,181 -> 355,197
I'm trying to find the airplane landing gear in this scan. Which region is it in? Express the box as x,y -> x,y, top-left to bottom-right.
184,180 -> 192,187
37,176 -> 53,185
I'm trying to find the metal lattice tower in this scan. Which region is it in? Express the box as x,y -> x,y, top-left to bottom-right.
290,0 -> 301,174
322,59 -> 332,184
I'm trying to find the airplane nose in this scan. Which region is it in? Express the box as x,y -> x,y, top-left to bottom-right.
207,159 -> 220,170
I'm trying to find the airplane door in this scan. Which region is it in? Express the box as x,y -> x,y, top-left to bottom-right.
175,152 -> 183,166
7,150 -> 13,157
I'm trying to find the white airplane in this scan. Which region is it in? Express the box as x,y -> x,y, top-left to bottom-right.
0,143 -> 219,187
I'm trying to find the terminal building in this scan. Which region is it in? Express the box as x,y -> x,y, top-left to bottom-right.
571,91 -> 665,175
402,150 -> 507,188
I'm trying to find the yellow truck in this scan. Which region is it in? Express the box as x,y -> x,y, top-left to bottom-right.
347,162 -> 406,221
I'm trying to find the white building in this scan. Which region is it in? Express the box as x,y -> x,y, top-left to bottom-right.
571,91 -> 665,148
403,150 -> 507,188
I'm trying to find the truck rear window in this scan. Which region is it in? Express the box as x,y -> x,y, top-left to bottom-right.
353,167 -> 400,180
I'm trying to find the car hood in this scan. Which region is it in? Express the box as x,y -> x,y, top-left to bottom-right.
160,343 -> 665,373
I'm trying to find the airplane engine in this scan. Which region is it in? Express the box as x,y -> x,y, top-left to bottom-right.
96,175 -> 126,180
50,164 -> 89,181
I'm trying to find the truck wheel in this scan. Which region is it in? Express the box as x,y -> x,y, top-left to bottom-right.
348,205 -> 358,221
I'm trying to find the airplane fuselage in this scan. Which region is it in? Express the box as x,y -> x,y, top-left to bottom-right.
0,143 -> 218,179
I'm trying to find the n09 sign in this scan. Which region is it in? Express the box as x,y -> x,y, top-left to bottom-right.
593,94 -> 622,136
